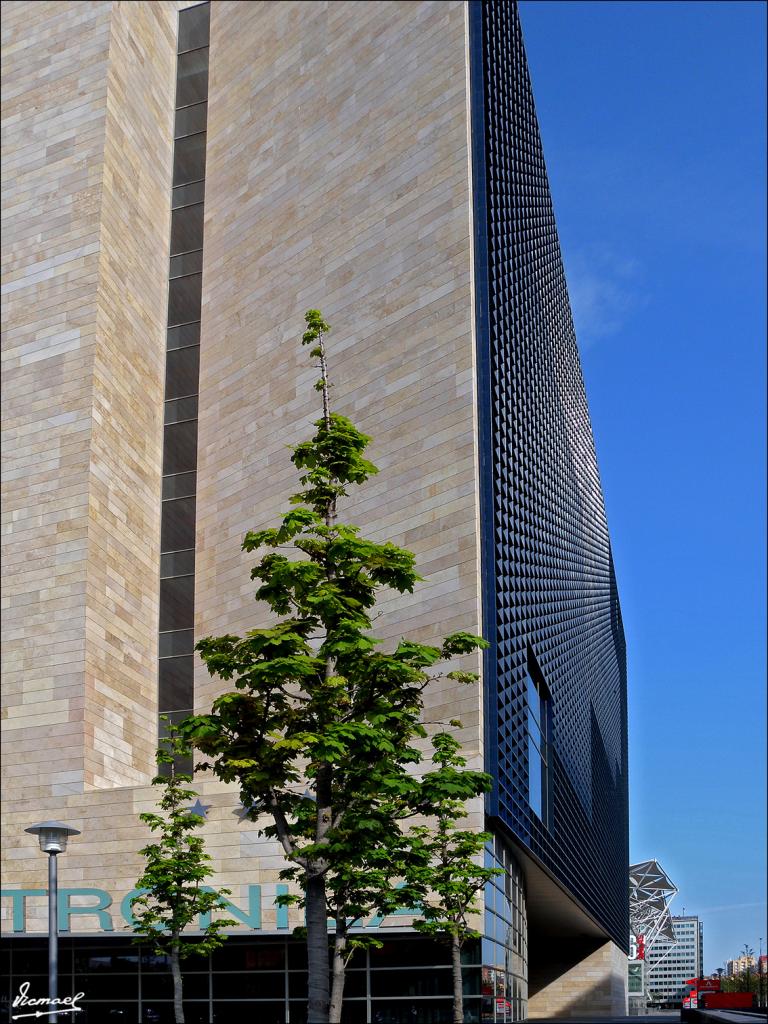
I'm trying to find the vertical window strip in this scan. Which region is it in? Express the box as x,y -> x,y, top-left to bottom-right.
158,2 -> 210,772
525,667 -> 551,827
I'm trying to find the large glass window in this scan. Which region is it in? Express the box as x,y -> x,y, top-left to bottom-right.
159,655 -> 194,712
175,48 -> 209,106
165,345 -> 201,399
167,322 -> 201,351
162,420 -> 198,475
628,963 -> 644,993
177,2 -> 211,54
173,133 -> 207,186
167,274 -> 202,328
483,836 -> 527,1020
526,660 -> 551,827
159,576 -> 195,632
170,250 -> 203,280
170,203 -> 204,255
175,101 -> 207,139
3,937 -> 484,1024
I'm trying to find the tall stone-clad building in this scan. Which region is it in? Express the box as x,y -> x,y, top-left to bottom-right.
1,1 -> 628,1020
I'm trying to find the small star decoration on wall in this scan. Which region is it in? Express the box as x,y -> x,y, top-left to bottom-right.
186,798 -> 211,819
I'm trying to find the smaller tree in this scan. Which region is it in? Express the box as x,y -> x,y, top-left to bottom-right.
405,728 -> 502,1024
131,722 -> 236,1024
741,944 -> 755,995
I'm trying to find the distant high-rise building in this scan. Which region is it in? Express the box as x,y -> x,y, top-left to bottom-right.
728,954 -> 758,976
647,916 -> 704,1004
1,1 -> 628,1019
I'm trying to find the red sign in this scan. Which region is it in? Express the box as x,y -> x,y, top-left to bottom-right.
637,934 -> 645,961
495,997 -> 511,1022
684,977 -> 721,993
701,992 -> 755,1009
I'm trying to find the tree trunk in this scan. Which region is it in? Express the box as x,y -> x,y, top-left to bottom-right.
328,916 -> 347,1024
170,939 -> 184,1024
451,933 -> 463,1024
306,870 -> 330,1023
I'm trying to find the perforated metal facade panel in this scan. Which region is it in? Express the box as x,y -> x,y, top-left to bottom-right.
470,1 -> 629,950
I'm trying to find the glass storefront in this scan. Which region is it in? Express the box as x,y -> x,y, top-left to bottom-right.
481,835 -> 528,1022
2,835 -> 529,1023
0,935 -> 483,1024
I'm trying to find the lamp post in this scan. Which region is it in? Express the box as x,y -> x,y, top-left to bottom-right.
24,821 -> 81,1024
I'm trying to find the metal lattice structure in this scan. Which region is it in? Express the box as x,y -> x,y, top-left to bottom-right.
629,859 -> 678,949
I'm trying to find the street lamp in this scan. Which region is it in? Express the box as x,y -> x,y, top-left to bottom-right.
25,821 -> 81,1024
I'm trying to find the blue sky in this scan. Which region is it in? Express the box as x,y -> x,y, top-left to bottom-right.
519,0 -> 767,972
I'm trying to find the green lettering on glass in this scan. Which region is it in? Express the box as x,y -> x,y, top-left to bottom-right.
58,888 -> 114,932
275,884 -> 289,930
1,884 -> 412,933
120,888 -> 150,929
0,889 -> 45,933
198,885 -> 261,929
222,885 -> 261,929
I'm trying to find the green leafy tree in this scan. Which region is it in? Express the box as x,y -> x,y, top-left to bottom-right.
405,728 -> 501,1024
741,944 -> 756,996
182,311 -> 487,1023
130,722 -> 236,1024
275,757 -> 431,1022
722,969 -> 759,998
277,779 -> 427,1022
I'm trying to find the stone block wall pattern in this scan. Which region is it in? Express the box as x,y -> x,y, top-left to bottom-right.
196,0 -> 484,748
1,0 -> 486,939
2,0 -> 178,839
2,0 -> 113,798
528,938 -> 629,1019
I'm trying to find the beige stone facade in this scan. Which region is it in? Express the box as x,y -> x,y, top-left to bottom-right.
1,0 -> 483,940
528,939 -> 629,1019
2,0 -> 182,794
196,0 -> 482,736
2,0 -> 179,927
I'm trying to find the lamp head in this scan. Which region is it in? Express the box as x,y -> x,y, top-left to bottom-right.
25,821 -> 81,854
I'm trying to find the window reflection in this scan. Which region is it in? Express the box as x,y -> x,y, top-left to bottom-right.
170,204 -> 204,255
176,48 -> 209,106
163,420 -> 198,476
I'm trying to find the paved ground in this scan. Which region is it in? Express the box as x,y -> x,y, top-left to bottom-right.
688,1012 -> 768,1023
531,1017 -> 679,1024
530,1017 -> 767,1024
530,1013 -> 767,1024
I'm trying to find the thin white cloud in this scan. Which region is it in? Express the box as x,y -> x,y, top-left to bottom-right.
694,901 -> 767,914
562,244 -> 645,347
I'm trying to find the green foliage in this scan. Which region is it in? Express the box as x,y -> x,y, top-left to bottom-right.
720,974 -> 760,995
131,722 -> 236,961
181,310 -> 488,1021
405,730 -> 502,947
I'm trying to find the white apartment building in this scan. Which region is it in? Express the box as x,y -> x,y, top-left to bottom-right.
727,955 -> 757,976
647,916 -> 704,1004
